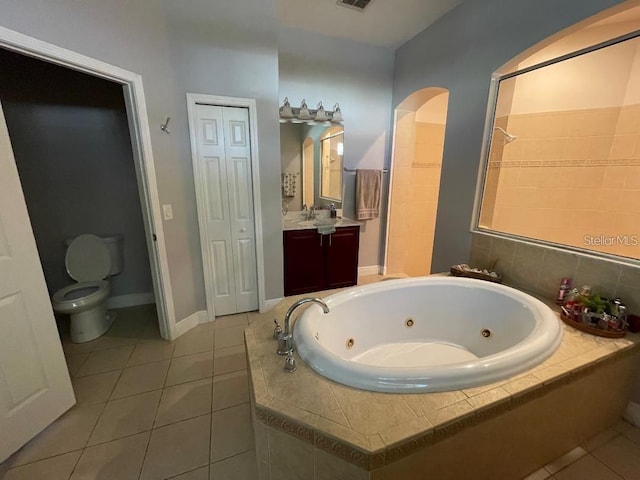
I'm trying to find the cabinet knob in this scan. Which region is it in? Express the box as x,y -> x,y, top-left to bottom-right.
240,228 -> 246,233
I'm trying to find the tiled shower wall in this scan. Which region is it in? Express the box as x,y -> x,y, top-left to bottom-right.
469,233 -> 640,315
480,105 -> 640,259
387,113 -> 443,276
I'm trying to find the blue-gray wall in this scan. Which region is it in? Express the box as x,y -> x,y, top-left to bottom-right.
0,49 -> 153,298
279,27 -> 395,268
1,0 -> 282,321
393,0 -> 624,273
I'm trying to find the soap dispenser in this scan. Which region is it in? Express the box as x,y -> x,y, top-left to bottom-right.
329,203 -> 337,218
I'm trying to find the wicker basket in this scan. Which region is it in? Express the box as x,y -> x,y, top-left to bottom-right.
559,312 -> 626,338
449,266 -> 503,283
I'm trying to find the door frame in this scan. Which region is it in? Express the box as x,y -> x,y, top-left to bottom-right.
382,108 -> 400,276
186,93 -> 266,318
0,27 -> 176,339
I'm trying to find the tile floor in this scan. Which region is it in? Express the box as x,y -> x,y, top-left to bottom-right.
1,298 -> 639,479
524,420 -> 640,480
1,304 -> 256,480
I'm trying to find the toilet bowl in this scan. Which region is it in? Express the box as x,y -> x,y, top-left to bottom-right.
52,234 -> 116,343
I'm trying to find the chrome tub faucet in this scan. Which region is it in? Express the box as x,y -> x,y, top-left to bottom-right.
277,297 -> 329,357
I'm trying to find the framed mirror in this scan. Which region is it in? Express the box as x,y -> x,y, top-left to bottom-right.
280,123 -> 344,210
320,127 -> 344,202
475,31 -> 640,262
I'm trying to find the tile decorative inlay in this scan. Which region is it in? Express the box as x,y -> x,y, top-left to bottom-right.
489,158 -> 640,168
245,295 -> 640,470
314,433 -> 371,469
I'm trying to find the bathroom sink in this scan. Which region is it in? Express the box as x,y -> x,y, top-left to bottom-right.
314,219 -> 338,227
295,220 -> 317,228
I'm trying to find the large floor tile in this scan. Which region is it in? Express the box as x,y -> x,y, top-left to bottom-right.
210,450 -> 257,480
61,335 -> 102,356
111,360 -> 170,399
70,431 -> 150,480
65,353 -> 89,377
127,339 -> 175,367
544,447 -> 587,474
581,427 -> 620,452
173,323 -> 215,358
139,320 -> 163,342
210,403 -> 253,463
155,378 -> 213,427
554,454 -> 622,480
72,371 -> 120,405
621,425 -> 640,447
88,390 -> 161,446
140,414 -> 211,480
170,466 -> 209,479
3,451 -> 81,480
593,434 -> 640,479
11,403 -> 104,466
214,325 -> 245,350
213,346 -> 246,376
214,313 -> 248,330
212,370 -> 249,411
521,467 -> 551,480
165,351 -> 214,387
75,345 -> 134,377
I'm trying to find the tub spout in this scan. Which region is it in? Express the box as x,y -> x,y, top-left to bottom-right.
277,297 -> 329,355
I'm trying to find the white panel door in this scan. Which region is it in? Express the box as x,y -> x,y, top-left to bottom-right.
193,105 -> 258,316
0,101 -> 76,462
222,108 -> 258,313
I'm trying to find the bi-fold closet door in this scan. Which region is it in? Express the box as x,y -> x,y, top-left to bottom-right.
193,104 -> 258,317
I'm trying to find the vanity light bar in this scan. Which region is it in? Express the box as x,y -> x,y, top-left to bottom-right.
279,98 -> 343,124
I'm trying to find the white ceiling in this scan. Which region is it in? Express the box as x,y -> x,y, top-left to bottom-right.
277,0 -> 462,49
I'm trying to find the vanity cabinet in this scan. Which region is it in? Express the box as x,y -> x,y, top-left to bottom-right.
283,226 -> 360,296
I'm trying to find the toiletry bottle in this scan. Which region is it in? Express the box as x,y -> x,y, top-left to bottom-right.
329,203 -> 337,218
577,285 -> 591,323
564,288 -> 580,319
556,277 -> 572,305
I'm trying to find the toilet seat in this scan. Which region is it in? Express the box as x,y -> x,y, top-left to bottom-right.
52,280 -> 110,314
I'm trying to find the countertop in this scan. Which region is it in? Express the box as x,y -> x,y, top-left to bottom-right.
282,216 -> 361,231
245,288 -> 640,470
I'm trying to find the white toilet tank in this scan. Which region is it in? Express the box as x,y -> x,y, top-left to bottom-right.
65,234 -> 124,276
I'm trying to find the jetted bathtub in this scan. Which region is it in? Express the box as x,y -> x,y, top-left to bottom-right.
294,277 -> 562,393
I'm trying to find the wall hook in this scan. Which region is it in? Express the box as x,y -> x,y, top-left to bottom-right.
160,117 -> 171,134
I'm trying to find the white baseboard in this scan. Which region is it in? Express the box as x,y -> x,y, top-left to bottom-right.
107,292 -> 155,309
261,297 -> 283,313
358,265 -> 382,276
174,310 -> 208,337
625,401 -> 640,427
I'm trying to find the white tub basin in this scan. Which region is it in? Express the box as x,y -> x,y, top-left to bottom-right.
294,277 -> 562,393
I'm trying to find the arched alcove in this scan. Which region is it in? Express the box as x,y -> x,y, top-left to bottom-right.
385,87 -> 450,277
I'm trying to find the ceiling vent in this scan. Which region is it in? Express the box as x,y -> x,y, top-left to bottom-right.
336,0 -> 371,12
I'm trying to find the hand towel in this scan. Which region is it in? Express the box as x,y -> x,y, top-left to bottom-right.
282,172 -> 296,198
356,169 -> 381,220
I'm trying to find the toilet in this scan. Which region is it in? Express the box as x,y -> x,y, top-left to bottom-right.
52,233 -> 124,343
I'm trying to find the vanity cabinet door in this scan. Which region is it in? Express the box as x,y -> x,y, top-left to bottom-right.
325,226 -> 360,289
283,229 -> 325,296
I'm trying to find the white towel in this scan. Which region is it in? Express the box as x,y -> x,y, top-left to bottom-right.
282,173 -> 296,197
356,169 -> 381,220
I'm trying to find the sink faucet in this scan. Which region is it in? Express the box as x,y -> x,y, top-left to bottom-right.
305,205 -> 316,221
277,297 -> 329,355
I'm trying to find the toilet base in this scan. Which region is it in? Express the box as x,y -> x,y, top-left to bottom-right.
69,304 -> 115,343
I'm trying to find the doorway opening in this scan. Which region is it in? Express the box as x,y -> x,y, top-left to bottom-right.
384,88 -> 449,277
0,29 -> 173,339
0,48 -> 158,342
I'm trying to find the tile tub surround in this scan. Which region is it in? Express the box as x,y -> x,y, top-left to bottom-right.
246,293 -> 640,480
469,232 -> 640,314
